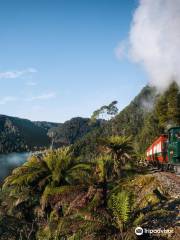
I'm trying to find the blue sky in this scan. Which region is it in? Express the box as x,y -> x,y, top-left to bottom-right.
0,0 -> 147,122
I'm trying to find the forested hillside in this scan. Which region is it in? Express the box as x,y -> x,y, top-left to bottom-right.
110,82 -> 180,153
135,82 -> 180,153
34,121 -> 60,131
73,82 -> 180,159
1,82 -> 179,156
48,117 -> 103,146
0,82 -> 180,240
0,115 -> 50,153
0,116 -> 103,153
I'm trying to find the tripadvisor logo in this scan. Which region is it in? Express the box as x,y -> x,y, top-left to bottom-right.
135,226 -> 174,236
135,227 -> 143,235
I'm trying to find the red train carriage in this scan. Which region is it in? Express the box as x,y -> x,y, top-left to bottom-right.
146,134 -> 168,164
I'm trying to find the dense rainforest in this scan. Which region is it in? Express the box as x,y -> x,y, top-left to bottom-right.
0,82 -> 180,239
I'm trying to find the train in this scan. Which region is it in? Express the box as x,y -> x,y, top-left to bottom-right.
146,127 -> 180,174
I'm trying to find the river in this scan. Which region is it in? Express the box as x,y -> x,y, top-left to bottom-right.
0,152 -> 31,182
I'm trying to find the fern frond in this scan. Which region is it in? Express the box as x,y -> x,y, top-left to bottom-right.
108,191 -> 131,230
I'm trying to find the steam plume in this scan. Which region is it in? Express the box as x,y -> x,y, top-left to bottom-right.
129,0 -> 180,91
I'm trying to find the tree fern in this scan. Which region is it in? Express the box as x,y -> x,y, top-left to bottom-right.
65,163 -> 93,185
43,147 -> 72,184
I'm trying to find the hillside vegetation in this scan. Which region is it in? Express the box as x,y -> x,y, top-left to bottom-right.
0,144 -> 179,239
0,116 -> 102,154
48,117 -> 103,147
0,115 -> 51,153
73,82 -> 180,160
1,82 -> 179,155
0,82 -> 179,239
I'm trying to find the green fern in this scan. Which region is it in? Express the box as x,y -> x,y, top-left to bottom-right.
133,213 -> 145,226
108,191 -> 131,230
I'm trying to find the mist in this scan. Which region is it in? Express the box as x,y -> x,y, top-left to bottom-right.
0,152 -> 30,182
129,0 -> 180,91
140,98 -> 155,112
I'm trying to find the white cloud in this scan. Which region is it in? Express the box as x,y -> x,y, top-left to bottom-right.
128,0 -> 180,91
27,92 -> 56,101
0,96 -> 17,105
0,68 -> 37,79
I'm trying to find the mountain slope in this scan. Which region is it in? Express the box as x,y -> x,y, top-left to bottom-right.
111,85 -> 157,136
48,117 -> 104,146
72,86 -> 156,157
0,116 -> 103,153
33,121 -> 60,131
73,83 -> 180,158
0,115 -> 51,153
1,82 -> 179,155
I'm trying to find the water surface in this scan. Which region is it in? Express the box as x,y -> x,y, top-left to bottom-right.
0,152 -> 30,182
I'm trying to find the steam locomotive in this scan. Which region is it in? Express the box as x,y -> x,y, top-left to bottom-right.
146,127 -> 180,174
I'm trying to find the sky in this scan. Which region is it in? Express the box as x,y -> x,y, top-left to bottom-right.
0,0 -> 147,122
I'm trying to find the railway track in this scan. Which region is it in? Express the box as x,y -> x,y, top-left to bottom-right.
148,167 -> 180,176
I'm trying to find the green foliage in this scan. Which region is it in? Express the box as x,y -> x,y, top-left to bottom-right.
136,82 -> 180,153
95,154 -> 113,182
108,191 -> 131,230
1,83 -> 179,239
0,115 -> 51,153
155,82 -> 180,127
72,126 -> 104,161
69,85 -> 157,159
48,117 -> 102,146
43,147 -> 72,184
91,101 -> 118,122
2,147 -> 93,224
86,190 -> 102,211
90,83 -> 180,156
99,135 -> 132,156
0,152 -> 176,240
133,213 -> 144,226
98,135 -> 133,178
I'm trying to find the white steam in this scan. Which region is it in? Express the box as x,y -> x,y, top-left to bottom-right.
129,0 -> 180,91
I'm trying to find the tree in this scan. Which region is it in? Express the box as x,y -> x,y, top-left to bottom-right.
2,147 -> 93,220
98,136 -> 133,177
155,81 -> 180,128
91,101 -> 118,123
94,154 -> 113,206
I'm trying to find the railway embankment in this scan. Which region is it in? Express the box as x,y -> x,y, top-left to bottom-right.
153,172 -> 180,199
119,172 -> 180,239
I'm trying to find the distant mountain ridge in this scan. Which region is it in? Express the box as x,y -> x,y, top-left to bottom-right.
33,121 -> 60,131
1,82 -> 179,155
48,117 -> 104,146
0,115 -> 103,153
0,86 -> 156,154
0,115 -> 51,153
